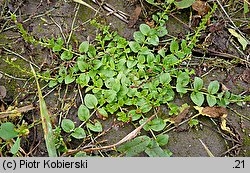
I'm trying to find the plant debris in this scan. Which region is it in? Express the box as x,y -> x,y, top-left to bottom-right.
128,5 -> 142,28
192,0 -> 210,16
170,106 -> 190,125
194,106 -> 235,136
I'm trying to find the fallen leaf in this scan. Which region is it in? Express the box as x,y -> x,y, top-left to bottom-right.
192,0 -> 210,16
194,106 -> 235,136
170,106 -> 190,125
0,86 -> 7,99
128,5 -> 142,28
194,106 -> 227,118
221,117 -> 235,136
228,28 -> 249,50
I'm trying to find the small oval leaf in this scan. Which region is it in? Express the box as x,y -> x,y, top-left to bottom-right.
78,104 -> 90,121
84,94 -> 98,109
71,127 -> 86,139
61,119 -> 75,133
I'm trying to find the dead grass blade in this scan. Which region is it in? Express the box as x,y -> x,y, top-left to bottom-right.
30,65 -> 57,157
63,112 -> 158,155
199,139 -> 214,157
73,0 -> 99,13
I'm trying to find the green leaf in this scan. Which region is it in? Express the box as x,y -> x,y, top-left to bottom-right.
52,38 -> 63,52
170,40 -> 179,53
0,122 -> 18,140
87,45 -> 96,58
111,80 -> 121,92
158,48 -> 165,57
64,75 -> 75,84
139,47 -> 151,55
76,73 -> 90,87
148,118 -> 166,132
147,35 -> 159,46
129,41 -> 141,53
117,112 -> 130,122
71,127 -> 86,139
94,78 -> 103,88
10,137 -> 21,155
156,134 -> 169,146
228,28 -> 248,50
79,41 -> 89,53
156,26 -> 168,37
97,108 -> 108,118
77,60 -> 89,72
244,0 -> 249,14
163,54 -> 178,66
48,80 -> 58,88
117,136 -> 151,156
128,110 -> 142,121
86,120 -> 102,132
243,95 -> 250,102
61,50 -> 73,60
206,94 -> 217,107
74,151 -> 87,157
104,90 -> 117,103
93,59 -> 103,70
145,141 -> 170,157
159,73 -> 171,84
30,65 -> 57,156
177,72 -> 190,86
78,104 -> 90,121
140,103 -> 152,113
133,31 -> 145,43
140,24 -> 151,36
191,92 -> 204,106
145,0 -> 155,5
140,118 -> 166,132
174,0 -> 195,9
189,119 -> 199,127
126,60 -> 137,69
84,94 -> 98,109
207,81 -> 220,94
176,83 -> 188,94
61,119 -> 75,133
168,103 -> 179,115
193,77 -> 203,91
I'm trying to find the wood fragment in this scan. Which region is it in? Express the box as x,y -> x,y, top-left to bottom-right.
0,104 -> 35,118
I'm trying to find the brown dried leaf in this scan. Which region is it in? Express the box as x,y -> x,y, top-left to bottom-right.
128,5 -> 142,28
201,106 -> 227,118
194,106 -> 235,136
170,106 -> 190,125
192,0 -> 210,16
0,86 -> 7,99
